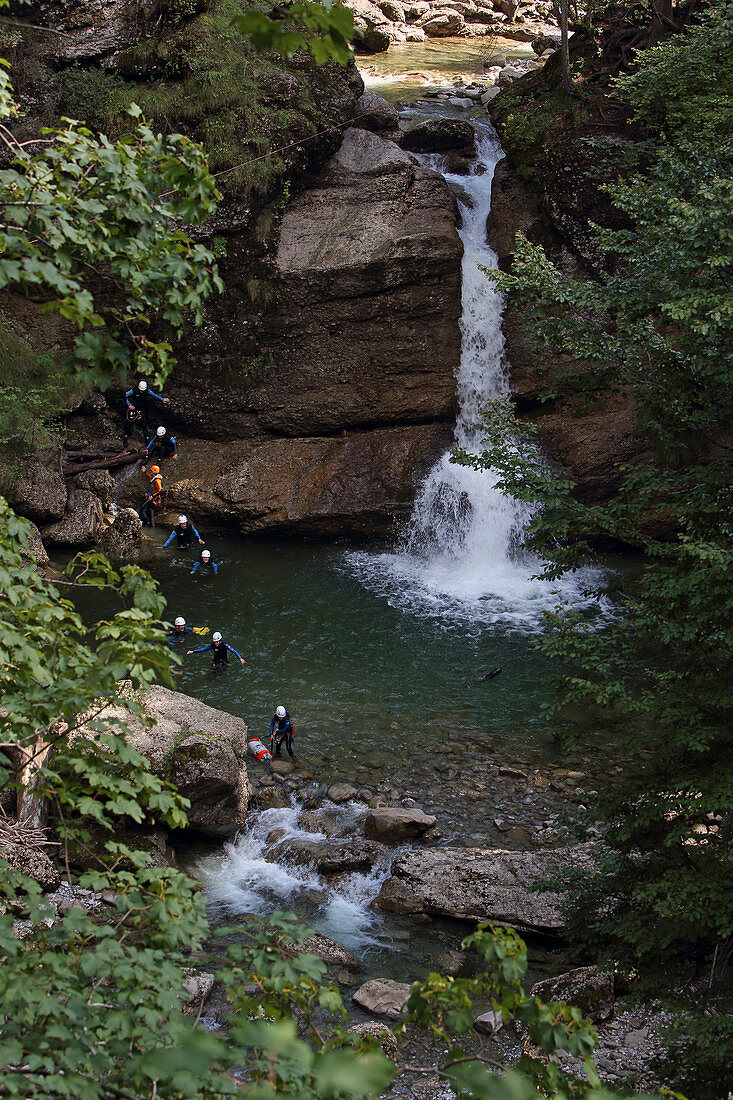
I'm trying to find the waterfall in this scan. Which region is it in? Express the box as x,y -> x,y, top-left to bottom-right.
348,121 -> 603,631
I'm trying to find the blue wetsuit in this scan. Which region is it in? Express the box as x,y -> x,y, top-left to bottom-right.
189,640 -> 243,668
124,386 -> 167,442
270,712 -> 295,758
146,430 -> 178,459
192,557 -> 218,575
168,626 -> 194,644
164,523 -> 201,549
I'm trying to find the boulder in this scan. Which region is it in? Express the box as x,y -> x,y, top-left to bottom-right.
348,1021 -> 399,1058
352,978 -> 412,1019
350,0 -> 393,51
270,837 -> 384,875
0,840 -> 61,891
497,65 -> 523,87
96,507 -> 153,563
42,490 -> 103,547
377,0 -> 406,18
285,933 -> 361,971
75,684 -> 252,837
75,469 -> 115,509
474,1009 -> 503,1035
375,846 -> 596,934
422,10 -> 465,35
495,0 -> 518,17
531,31 -> 561,53
531,965 -> 614,1022
364,806 -> 436,842
327,783 -> 358,802
401,118 -> 476,155
22,0 -> 159,62
353,90 -> 400,137
181,969 -> 216,1015
20,519 -> 49,566
4,461 -> 66,525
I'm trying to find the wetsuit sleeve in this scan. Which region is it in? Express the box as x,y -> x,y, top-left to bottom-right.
227,645 -> 243,661
190,525 -> 201,539
149,389 -> 166,403
125,389 -> 134,407
171,436 -> 178,455
163,532 -> 176,547
212,562 -> 219,574
145,436 -> 156,453
191,561 -> 200,573
270,717 -> 276,737
189,645 -> 209,654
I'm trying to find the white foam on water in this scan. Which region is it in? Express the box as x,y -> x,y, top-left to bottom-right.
347,123 -> 606,632
196,800 -> 396,957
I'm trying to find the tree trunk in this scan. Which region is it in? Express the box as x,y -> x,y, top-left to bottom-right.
560,0 -> 573,95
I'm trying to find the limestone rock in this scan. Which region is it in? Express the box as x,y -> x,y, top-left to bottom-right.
531,31 -> 562,53
75,469 -> 115,509
353,90 -> 400,137
4,461 -> 66,525
20,519 -> 49,566
422,9 -> 465,35
286,933 -> 361,970
0,840 -> 61,891
364,806 -> 436,842
350,0 -> 393,51
531,965 -> 614,1022
42,490 -> 103,547
25,0 -> 159,62
375,846 -> 595,933
348,1021 -> 399,1058
327,783 -> 358,802
474,1009 -> 503,1034
401,118 -> 476,155
270,837 -> 384,875
181,969 -> 216,1015
76,684 -> 252,837
96,507 -> 150,563
352,978 -> 412,1019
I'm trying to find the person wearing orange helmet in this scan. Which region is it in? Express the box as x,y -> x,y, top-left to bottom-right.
139,463 -> 163,527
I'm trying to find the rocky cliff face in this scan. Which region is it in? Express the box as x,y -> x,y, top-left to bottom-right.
486,52 -> 657,520
2,0 -> 464,543
346,0 -> 558,51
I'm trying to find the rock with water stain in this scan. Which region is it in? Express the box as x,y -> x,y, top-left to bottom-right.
352,978 -> 412,1019
268,837 -> 384,875
42,490 -> 104,547
376,846 -> 596,934
327,783 -> 359,802
401,117 -> 476,155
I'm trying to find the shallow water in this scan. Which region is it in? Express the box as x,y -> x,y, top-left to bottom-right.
358,36 -> 533,104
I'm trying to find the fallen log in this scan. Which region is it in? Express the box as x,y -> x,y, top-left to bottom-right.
62,449 -> 145,476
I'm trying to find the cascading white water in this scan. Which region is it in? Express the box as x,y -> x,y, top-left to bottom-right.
195,799 -> 396,956
349,121 -> 603,630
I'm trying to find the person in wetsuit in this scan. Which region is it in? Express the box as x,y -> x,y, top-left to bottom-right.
168,616 -> 195,643
124,380 -> 169,444
139,464 -> 163,527
164,515 -> 204,550
191,549 -> 218,575
270,705 -> 297,762
146,426 -> 178,461
187,632 -> 244,669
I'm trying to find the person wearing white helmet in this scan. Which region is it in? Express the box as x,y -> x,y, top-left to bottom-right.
164,514 -> 204,550
168,615 -> 196,643
146,425 -> 178,461
187,630 -> 244,669
123,378 -> 169,444
191,548 -> 218,575
270,705 -> 297,763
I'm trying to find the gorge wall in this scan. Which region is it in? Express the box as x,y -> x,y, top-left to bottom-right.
0,0 -> 461,541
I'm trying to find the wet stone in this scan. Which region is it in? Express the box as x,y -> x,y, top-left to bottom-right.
327,783 -> 358,802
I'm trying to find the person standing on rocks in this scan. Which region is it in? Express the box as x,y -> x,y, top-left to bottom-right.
191,548 -> 218,575
123,380 -> 169,444
164,515 -> 204,551
270,705 -> 297,763
139,464 -> 163,528
187,631 -> 244,670
146,425 -> 178,461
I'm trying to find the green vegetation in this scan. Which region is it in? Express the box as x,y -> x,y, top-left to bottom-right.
0,324 -> 77,454
458,5 -> 733,1094
55,0 -> 352,197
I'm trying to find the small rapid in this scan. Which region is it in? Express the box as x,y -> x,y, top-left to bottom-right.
195,798 -> 397,958
349,122 -> 604,631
